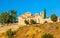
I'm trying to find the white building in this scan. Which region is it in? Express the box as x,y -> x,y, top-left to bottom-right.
18,12 -> 60,26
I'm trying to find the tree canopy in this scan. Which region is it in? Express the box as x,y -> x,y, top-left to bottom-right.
51,14 -> 58,22
0,10 -> 17,25
44,8 -> 46,19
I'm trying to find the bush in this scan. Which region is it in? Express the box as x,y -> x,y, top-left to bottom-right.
24,20 -> 29,25
41,33 -> 54,38
6,29 -> 14,38
30,19 -> 36,24
51,14 -> 57,22
44,21 -> 48,23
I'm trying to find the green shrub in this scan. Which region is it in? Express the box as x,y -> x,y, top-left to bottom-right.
30,19 -> 36,24
6,29 -> 14,38
41,33 -> 54,38
24,20 -> 29,25
51,14 -> 57,22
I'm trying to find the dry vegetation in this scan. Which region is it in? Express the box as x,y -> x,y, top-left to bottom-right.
0,22 -> 60,38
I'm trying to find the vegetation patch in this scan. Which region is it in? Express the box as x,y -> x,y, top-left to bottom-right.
41,33 -> 54,38
6,29 -> 14,38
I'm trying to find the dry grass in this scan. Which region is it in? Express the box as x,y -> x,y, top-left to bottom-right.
0,22 -> 60,38
0,33 -> 8,38
15,25 -> 43,38
15,22 -> 60,38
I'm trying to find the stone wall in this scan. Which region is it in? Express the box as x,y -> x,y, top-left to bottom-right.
18,12 -> 60,25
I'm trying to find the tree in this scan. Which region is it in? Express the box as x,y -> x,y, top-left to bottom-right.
44,8 -> 46,19
51,14 -> 57,22
8,14 -> 13,23
30,19 -> 36,24
24,20 -> 29,25
0,10 -> 17,25
0,12 -> 8,24
9,10 -> 17,23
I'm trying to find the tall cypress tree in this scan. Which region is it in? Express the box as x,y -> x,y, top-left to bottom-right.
44,8 -> 46,19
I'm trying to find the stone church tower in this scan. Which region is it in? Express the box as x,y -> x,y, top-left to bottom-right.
40,8 -> 46,19
40,12 -> 45,19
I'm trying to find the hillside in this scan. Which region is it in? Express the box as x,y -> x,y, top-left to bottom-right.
0,22 -> 60,38
15,22 -> 60,38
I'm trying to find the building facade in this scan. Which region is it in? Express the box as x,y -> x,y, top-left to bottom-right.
18,12 -> 59,26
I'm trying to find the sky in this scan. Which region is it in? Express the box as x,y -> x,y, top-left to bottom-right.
0,0 -> 60,17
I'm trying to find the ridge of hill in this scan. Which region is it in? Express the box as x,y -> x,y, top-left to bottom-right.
0,22 -> 60,38
15,22 -> 60,38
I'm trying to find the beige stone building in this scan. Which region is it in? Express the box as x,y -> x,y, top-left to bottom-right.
18,12 -> 60,26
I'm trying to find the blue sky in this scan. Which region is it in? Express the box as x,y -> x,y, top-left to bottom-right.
0,0 -> 60,17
